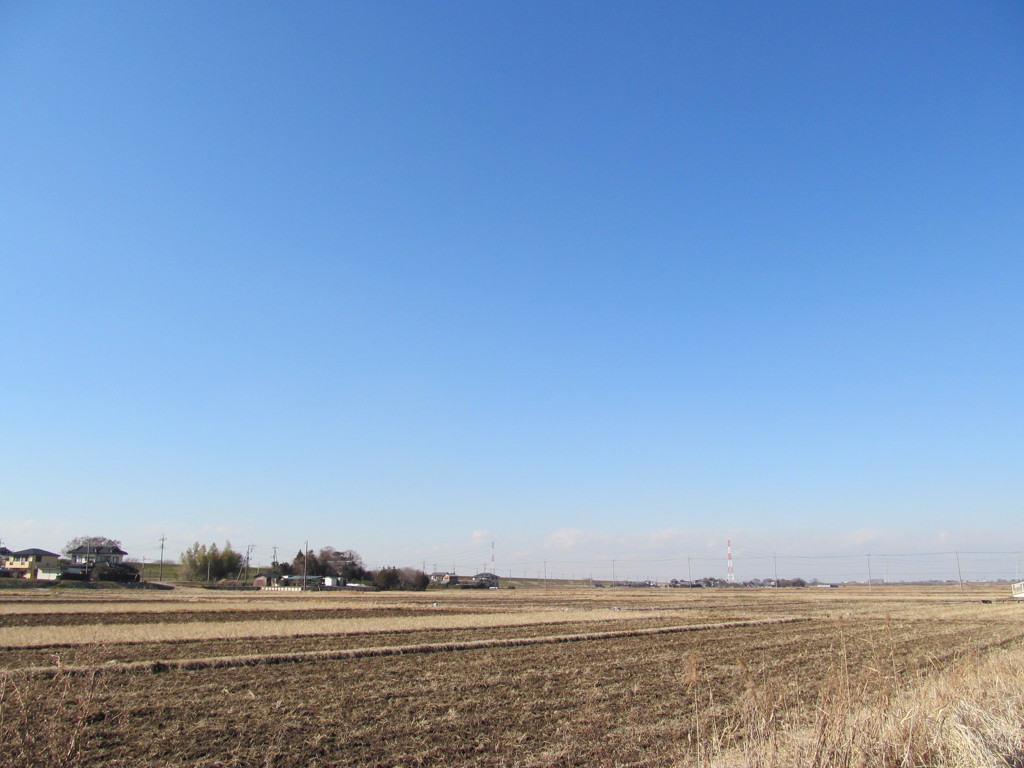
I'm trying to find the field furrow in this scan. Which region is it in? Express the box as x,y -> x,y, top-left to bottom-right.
1,585 -> 1020,767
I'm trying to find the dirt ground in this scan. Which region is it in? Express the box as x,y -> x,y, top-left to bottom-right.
2,585 -> 1020,767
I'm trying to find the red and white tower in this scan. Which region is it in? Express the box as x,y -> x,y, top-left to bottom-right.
727,539 -> 735,583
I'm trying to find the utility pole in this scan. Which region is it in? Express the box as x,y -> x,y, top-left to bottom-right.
612,559 -> 616,586
866,554 -> 872,591
543,560 -> 548,590
955,551 -> 964,591
158,534 -> 166,581
773,556 -> 779,587
687,557 -> 692,586
303,540 -> 309,589
239,544 -> 253,582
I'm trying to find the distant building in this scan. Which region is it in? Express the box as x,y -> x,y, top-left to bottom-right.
7,549 -> 60,579
68,545 -> 127,565
36,564 -> 64,581
252,573 -> 276,588
430,572 -> 459,585
471,572 -> 499,588
279,575 -> 324,588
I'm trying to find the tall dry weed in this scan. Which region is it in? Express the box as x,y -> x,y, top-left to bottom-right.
734,656 -> 792,768
715,642 -> 1024,768
0,666 -> 114,768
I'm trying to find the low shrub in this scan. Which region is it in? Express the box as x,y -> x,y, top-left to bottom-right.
90,563 -> 140,583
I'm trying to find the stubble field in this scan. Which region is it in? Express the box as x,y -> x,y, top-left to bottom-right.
2,584 -> 1022,767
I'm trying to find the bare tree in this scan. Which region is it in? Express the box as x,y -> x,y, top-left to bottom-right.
62,536 -> 122,556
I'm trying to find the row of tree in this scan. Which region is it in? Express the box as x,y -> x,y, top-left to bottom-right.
278,547 -> 368,582
372,566 -> 430,591
179,542 -> 429,591
180,542 -> 245,581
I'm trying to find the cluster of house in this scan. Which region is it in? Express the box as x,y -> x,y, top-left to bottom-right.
429,571 -> 500,588
0,545 -> 128,580
253,574 -> 375,590
250,572 -> 501,590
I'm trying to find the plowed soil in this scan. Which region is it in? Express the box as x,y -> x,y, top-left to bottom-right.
2,585 -> 1020,767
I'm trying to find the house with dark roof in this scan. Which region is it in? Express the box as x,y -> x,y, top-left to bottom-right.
7,549 -> 60,579
471,572 -> 500,588
68,545 -> 128,565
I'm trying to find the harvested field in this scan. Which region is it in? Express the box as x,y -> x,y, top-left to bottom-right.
0,606 -> 482,627
0,607 -> 701,648
0,616 -> 746,670
2,585 -> 1022,767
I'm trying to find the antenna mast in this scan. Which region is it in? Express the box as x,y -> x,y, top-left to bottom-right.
727,539 -> 735,584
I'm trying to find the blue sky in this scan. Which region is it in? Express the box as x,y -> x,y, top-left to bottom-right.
2,2 -> 1022,581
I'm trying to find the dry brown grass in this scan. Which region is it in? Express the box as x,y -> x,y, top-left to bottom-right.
0,607 -> 715,648
0,585 -> 1020,767
709,638 -> 1024,768
0,668 -> 114,768
11,617 -> 806,677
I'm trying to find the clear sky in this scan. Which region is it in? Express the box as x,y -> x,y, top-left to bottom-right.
2,2 -> 1022,582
